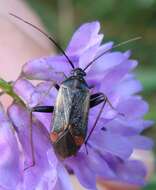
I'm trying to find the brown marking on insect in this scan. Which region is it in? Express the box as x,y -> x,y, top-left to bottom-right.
50,131 -> 59,143
74,136 -> 84,146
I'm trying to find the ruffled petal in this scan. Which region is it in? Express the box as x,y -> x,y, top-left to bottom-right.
14,79 -> 35,105
8,104 -> 58,190
116,160 -> 146,185
104,118 -> 153,136
22,55 -> 78,82
88,52 -> 128,76
14,79 -> 57,131
100,60 -> 138,94
115,76 -> 142,98
117,97 -> 149,119
128,135 -> 154,150
79,45 -> 99,70
65,152 -> 97,189
101,153 -> 146,185
66,21 -> 103,56
90,131 -> 133,160
53,163 -> 73,190
0,104 -> 23,190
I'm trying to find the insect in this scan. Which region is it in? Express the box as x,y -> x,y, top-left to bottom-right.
10,13 -> 141,161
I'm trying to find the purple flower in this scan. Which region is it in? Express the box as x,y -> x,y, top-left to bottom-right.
1,21 -> 153,189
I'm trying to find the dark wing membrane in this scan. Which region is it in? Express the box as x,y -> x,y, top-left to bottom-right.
67,87 -> 90,138
52,85 -> 90,138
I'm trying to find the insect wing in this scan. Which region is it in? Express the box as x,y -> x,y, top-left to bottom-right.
52,83 -> 90,139
68,88 -> 90,139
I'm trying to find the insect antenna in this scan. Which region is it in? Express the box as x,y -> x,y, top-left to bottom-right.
9,13 -> 75,69
83,36 -> 142,71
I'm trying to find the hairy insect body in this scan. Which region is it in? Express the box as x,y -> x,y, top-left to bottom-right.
51,75 -> 90,158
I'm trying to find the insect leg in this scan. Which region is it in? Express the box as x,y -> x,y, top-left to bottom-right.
85,96 -> 107,146
90,92 -> 115,110
24,111 -> 35,170
31,106 -> 54,113
90,92 -> 125,117
24,82 -> 57,169
54,84 -> 60,90
90,93 -> 106,108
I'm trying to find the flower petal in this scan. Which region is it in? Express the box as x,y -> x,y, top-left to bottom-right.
14,79 -> 35,105
79,45 -> 99,69
66,152 -> 97,189
53,163 -> 73,190
22,55 -> 78,82
116,160 -> 146,185
128,135 -> 154,150
100,60 -> 138,94
66,21 -> 103,56
0,104 -> 23,189
8,104 -> 58,190
117,97 -> 149,119
115,76 -> 142,98
104,118 -> 153,136
88,52 -> 128,75
90,132 -> 133,160
101,153 -> 146,185
14,79 -> 56,131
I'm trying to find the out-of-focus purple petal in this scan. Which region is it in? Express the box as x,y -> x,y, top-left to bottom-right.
86,149 -> 116,180
87,113 -> 110,133
115,76 -> 142,97
79,45 -> 99,69
30,81 -> 57,131
33,112 -> 52,132
53,163 -> 73,190
96,42 -> 114,56
123,50 -> 132,58
14,79 -> 35,105
66,21 -> 103,56
22,55 -> 78,82
128,136 -> 154,150
141,120 -> 154,130
104,118 -> 139,136
117,97 -> 149,119
80,42 -> 114,72
0,104 -> 23,190
14,79 -> 57,131
90,132 -> 133,160
66,152 -> 97,189
8,104 -> 35,168
33,81 -> 57,106
102,153 -> 146,185
116,160 -> 146,185
87,52 -> 129,76
104,118 -> 153,136
100,60 -> 138,94
8,104 -> 58,190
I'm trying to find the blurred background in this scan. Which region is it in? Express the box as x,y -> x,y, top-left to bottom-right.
0,0 -> 156,189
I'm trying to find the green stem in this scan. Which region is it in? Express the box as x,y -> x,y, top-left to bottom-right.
0,78 -> 25,106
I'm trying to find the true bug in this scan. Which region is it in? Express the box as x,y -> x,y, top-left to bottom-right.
10,13 -> 141,160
